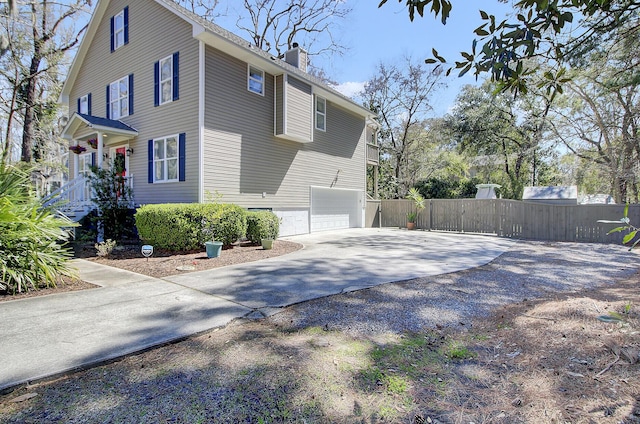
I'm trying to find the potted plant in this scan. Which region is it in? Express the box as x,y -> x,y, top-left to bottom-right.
406,211 -> 418,230
69,144 -> 87,154
260,217 -> 279,250
406,187 -> 425,230
87,138 -> 98,149
202,222 -> 223,258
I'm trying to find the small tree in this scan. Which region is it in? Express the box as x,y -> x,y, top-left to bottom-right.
87,166 -> 134,242
0,163 -> 77,294
406,187 -> 425,225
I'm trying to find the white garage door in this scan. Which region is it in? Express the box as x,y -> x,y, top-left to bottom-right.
310,187 -> 363,232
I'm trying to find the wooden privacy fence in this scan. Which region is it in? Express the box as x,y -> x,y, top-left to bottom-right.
379,199 -> 640,244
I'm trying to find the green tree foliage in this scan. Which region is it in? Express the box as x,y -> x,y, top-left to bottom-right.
0,163 -> 77,294
380,0 -> 640,94
362,56 -> 446,198
444,81 -> 555,199
547,21 -> 640,203
0,1 -> 91,163
414,176 -> 483,199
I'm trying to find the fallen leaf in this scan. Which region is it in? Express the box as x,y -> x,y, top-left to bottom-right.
10,393 -> 38,403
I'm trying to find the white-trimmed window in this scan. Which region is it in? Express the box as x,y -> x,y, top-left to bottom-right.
159,55 -> 173,105
79,95 -> 89,114
153,135 -> 179,182
248,65 -> 264,95
315,96 -> 326,131
109,76 -> 129,119
113,9 -> 125,50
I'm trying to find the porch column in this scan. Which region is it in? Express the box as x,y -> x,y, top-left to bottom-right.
97,133 -> 104,169
73,147 -> 79,179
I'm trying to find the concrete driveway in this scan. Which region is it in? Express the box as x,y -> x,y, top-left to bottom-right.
167,228 -> 515,314
0,228 -> 514,391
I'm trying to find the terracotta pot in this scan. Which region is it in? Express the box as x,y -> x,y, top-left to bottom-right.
407,222 -> 415,230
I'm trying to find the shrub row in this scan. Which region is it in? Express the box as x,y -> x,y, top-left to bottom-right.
134,204 -> 279,251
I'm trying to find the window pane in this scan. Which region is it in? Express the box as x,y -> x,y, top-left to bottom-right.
161,59 -> 172,80
317,114 -> 325,130
249,67 -> 263,81
111,103 -> 119,119
114,14 -> 123,30
317,98 -> 325,113
166,137 -> 177,158
120,98 -> 128,116
111,83 -> 119,100
80,97 -> 88,114
249,79 -> 263,94
161,81 -> 172,103
120,79 -> 128,97
115,32 -> 124,48
154,141 -> 165,160
167,159 -> 178,180
154,161 -> 164,181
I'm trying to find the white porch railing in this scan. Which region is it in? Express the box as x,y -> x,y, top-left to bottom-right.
42,174 -> 134,221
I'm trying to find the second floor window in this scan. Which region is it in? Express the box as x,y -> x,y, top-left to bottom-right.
160,55 -> 173,104
109,76 -> 131,119
111,7 -> 129,51
154,52 -> 179,106
248,65 -> 264,95
315,96 -> 326,131
78,94 -> 91,115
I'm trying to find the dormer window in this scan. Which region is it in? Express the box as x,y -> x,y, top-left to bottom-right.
248,65 -> 264,95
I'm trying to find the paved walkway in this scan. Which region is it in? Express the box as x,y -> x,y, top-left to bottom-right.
0,228 -> 514,391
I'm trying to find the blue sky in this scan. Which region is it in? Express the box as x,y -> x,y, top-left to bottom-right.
313,0 -> 514,115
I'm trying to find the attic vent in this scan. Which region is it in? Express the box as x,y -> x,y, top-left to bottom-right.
284,43 -> 308,72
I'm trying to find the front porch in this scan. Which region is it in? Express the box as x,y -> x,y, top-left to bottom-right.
46,113 -> 138,221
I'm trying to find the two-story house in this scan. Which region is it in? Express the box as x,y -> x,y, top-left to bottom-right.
58,0 -> 379,236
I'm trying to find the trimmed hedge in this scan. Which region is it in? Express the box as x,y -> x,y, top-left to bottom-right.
246,211 -> 280,244
134,203 -> 247,250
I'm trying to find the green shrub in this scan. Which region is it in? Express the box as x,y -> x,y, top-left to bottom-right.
87,166 -> 135,241
246,211 -> 280,243
134,203 -> 247,250
0,163 -> 78,294
212,204 -> 248,246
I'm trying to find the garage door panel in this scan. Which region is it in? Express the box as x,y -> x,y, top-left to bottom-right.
310,187 -> 362,232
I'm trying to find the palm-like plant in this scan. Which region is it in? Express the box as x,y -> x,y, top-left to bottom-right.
0,163 -> 78,294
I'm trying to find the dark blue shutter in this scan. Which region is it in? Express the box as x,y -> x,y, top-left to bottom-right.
77,98 -> 81,114
172,52 -> 179,101
128,74 -> 134,115
87,93 -> 92,116
91,152 -> 96,167
110,15 -> 115,52
123,6 -> 129,45
178,133 -> 186,182
106,85 -> 110,119
153,61 -> 159,107
148,139 -> 154,183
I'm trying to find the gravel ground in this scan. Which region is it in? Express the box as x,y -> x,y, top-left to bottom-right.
1,240 -> 638,424
269,240 -> 639,335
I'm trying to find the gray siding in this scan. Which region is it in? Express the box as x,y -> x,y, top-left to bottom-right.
286,76 -> 312,141
68,0 -> 200,204
203,45 -> 366,209
275,75 -> 284,135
